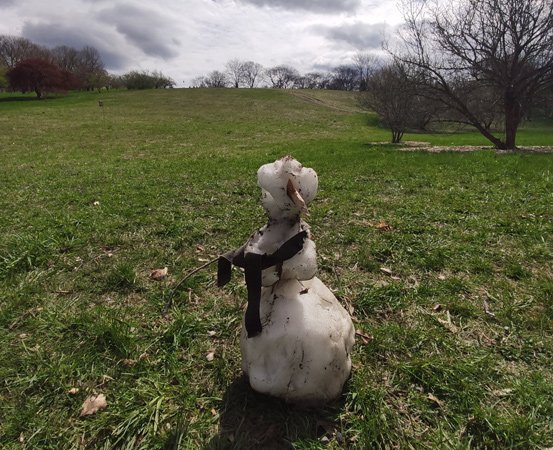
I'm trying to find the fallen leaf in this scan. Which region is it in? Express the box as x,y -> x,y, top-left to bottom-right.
492,388 -> 513,397
437,274 -> 446,281
355,331 -> 374,344
380,267 -> 393,276
433,303 -> 443,312
150,267 -> 168,280
122,358 -> 137,366
206,350 -> 215,361
437,311 -> 458,333
374,220 -> 393,231
93,201 -> 100,206
207,330 -> 217,337
427,393 -> 443,407
68,387 -> 80,395
210,408 -> 218,416
196,245 -> 205,253
483,299 -> 496,317
80,394 -> 107,417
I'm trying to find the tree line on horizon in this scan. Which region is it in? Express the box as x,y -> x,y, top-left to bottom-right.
0,35 -> 175,98
191,55 -> 375,91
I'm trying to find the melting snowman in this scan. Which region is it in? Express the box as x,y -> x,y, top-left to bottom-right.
218,156 -> 355,405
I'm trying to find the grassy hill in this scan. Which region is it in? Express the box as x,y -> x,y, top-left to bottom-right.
1,88 -> 552,449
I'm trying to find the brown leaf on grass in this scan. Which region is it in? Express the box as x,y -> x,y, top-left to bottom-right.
427,393 -> 443,407
68,387 -> 79,395
433,303 -> 443,312
150,267 -> 168,280
380,267 -> 393,276
195,245 -> 205,253
355,331 -> 374,344
483,299 -> 496,317
80,394 -> 107,417
206,350 -> 215,361
492,388 -> 513,397
437,311 -> 458,333
374,220 -> 393,231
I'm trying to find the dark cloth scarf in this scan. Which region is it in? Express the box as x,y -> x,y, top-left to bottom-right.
217,230 -> 307,338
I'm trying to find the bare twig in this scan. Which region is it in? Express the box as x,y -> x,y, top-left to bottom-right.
162,257 -> 219,315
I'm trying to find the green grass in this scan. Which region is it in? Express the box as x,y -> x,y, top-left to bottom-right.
1,88 -> 552,449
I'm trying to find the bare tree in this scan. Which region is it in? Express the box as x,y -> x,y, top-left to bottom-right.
396,0 -> 553,150
330,65 -> 359,91
265,65 -> 299,89
359,62 -> 425,143
191,76 -> 206,88
304,72 -> 325,89
293,75 -> 308,89
0,35 -> 44,68
225,59 -> 245,88
353,52 -> 383,90
205,70 -> 228,88
50,45 -> 80,72
241,61 -> 264,88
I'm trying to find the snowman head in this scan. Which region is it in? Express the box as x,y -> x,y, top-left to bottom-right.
257,155 -> 318,220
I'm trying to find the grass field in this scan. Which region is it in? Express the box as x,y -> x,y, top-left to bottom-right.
1,88 -> 552,449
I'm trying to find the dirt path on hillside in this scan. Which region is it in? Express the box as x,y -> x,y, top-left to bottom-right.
370,141 -> 553,153
289,91 -> 363,113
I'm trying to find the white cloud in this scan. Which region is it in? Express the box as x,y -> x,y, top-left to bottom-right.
0,0 -> 403,86
234,0 -> 362,14
312,21 -> 392,50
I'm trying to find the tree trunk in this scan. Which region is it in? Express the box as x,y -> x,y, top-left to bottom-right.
35,88 -> 42,99
392,129 -> 404,143
504,92 -> 521,150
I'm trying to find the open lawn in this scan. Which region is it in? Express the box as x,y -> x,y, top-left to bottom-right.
1,88 -> 552,449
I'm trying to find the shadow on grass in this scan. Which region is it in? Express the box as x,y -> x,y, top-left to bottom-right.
0,95 -> 61,103
202,375 -> 342,449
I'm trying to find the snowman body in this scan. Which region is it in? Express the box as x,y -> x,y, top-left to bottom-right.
221,156 -> 354,404
241,276 -> 354,404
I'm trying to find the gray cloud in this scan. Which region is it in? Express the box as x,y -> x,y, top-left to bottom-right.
235,0 -> 361,14
313,21 -> 389,50
22,21 -> 131,70
97,5 -> 179,59
0,0 -> 15,6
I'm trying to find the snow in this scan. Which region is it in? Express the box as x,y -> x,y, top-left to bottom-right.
238,156 -> 355,405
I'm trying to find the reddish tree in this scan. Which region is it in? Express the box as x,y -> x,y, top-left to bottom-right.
7,58 -> 77,99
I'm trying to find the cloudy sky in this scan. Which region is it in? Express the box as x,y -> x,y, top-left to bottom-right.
0,0 -> 403,86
